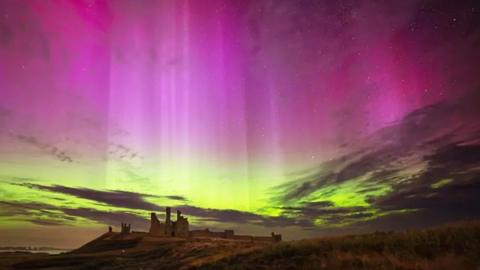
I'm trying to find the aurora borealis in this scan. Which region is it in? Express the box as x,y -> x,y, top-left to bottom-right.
1,0 -> 480,248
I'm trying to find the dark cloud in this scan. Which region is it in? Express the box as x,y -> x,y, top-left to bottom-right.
0,201 -> 36,216
0,201 -> 56,212
272,89 -> 480,230
277,202 -> 370,228
6,89 -> 480,232
0,201 -> 69,226
0,196 -> 305,230
13,134 -> 74,163
29,219 -> 65,226
303,201 -> 334,208
177,205 -> 308,228
108,143 -> 144,161
283,181 -> 316,202
63,208 -> 149,230
6,89 -> 480,235
19,183 -> 174,211
0,200 -> 147,229
298,206 -> 367,218
372,143 -> 480,215
4,181 -> 308,228
428,144 -> 480,167
166,195 -> 187,201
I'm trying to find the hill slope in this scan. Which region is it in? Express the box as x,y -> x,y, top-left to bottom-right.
7,234 -> 270,270
2,221 -> 479,269
194,221 -> 480,270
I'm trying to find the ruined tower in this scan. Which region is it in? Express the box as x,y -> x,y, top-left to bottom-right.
172,210 -> 189,237
149,212 -> 165,235
166,207 -> 171,224
120,223 -> 131,234
165,207 -> 172,236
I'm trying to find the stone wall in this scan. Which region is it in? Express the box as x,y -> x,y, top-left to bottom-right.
189,229 -> 281,242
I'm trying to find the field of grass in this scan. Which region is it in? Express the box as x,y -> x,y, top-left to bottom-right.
194,221 -> 480,270
1,221 -> 479,270
1,236 -> 268,270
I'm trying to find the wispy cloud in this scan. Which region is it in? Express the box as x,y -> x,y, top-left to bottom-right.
2,183 -> 305,229
11,134 -> 74,163
2,90 -> 479,232
63,208 -> 149,229
0,200 -> 148,228
269,90 -> 480,229
18,183 -> 186,211
176,205 -> 308,228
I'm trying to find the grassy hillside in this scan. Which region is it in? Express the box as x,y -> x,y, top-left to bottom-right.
2,221 -> 479,270
5,236 -> 269,270
194,221 -> 480,270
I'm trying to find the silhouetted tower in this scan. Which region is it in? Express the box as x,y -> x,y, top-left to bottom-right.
166,207 -> 171,225
165,207 -> 172,235
120,223 -> 131,234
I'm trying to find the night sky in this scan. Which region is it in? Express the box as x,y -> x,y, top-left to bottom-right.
0,0 -> 479,248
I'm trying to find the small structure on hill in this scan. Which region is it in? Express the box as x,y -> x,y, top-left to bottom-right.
120,223 -> 131,234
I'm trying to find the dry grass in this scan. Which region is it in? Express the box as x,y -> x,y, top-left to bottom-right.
3,237 -> 269,269
194,221 -> 480,270
3,221 -> 479,269
0,252 -> 49,270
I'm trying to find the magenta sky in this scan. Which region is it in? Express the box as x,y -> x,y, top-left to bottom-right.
1,0 -> 479,248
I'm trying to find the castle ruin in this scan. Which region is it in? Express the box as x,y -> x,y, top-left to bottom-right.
149,207 -> 189,237
114,207 -> 281,243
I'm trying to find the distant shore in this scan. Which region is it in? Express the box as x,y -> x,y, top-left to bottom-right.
0,247 -> 70,255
